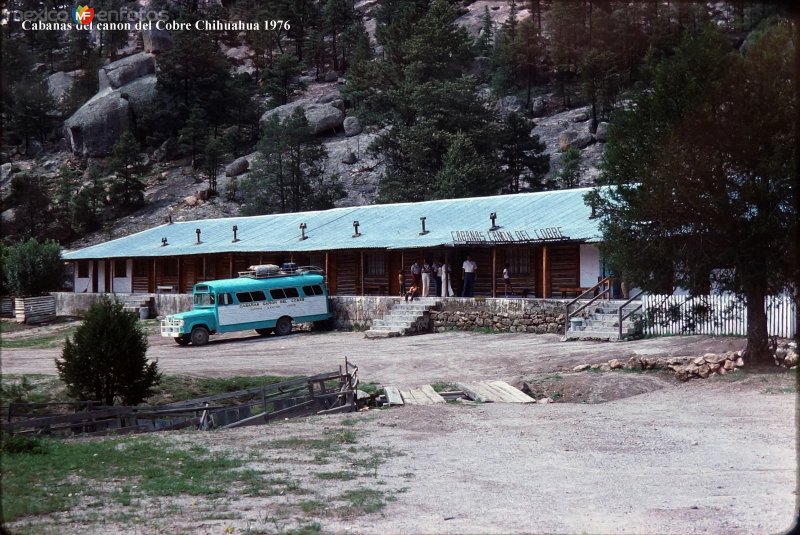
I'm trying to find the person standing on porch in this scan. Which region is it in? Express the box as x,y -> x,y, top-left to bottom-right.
503,263 -> 515,297
462,254 -> 477,297
410,259 -> 422,288
398,269 -> 406,297
433,259 -> 443,297
421,258 -> 432,297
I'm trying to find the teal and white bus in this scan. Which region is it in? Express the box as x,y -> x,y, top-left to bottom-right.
160,265 -> 332,346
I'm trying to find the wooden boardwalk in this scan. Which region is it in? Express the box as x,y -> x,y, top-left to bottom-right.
384,381 -> 532,406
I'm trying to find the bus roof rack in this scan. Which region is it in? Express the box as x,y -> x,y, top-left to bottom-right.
238,265 -> 324,279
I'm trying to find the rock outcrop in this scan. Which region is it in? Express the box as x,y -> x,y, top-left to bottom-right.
259,100 -> 345,135
142,28 -> 172,53
225,156 -> 250,177
47,70 -> 82,102
98,52 -> 156,91
65,67 -> 157,156
64,91 -> 130,157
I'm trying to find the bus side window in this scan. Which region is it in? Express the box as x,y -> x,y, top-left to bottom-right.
284,287 -> 299,298
311,285 -> 323,295
218,293 -> 233,305
251,290 -> 267,301
237,292 -> 253,303
270,289 -> 286,300
302,286 -> 313,296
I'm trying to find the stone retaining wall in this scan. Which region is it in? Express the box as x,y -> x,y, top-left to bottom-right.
52,293 -> 568,333
431,298 -> 567,333
53,292 -> 192,317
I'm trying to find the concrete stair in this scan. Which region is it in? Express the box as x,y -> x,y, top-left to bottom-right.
566,301 -> 642,341
365,298 -> 440,339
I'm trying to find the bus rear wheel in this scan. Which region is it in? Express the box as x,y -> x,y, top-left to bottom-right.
191,326 -> 209,346
275,317 -> 292,336
255,328 -> 273,336
175,335 -> 190,346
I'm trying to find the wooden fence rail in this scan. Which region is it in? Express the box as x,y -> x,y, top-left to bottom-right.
1,362 -> 359,437
642,294 -> 797,338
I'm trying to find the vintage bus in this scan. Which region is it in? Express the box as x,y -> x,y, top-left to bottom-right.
160,264 -> 332,346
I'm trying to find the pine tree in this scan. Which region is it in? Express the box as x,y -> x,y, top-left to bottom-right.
56,297 -> 159,406
497,112 -> 549,192
262,53 -> 305,106
589,22 -> 796,364
108,133 -> 145,209
242,108 -> 341,215
203,137 -> 224,195
433,133 -> 500,199
179,107 -> 209,168
558,147 -> 581,188
475,6 -> 494,56
8,174 -> 51,239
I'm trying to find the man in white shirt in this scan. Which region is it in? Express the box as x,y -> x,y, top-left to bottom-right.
462,254 -> 477,297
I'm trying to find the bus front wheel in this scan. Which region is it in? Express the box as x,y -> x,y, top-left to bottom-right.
275,317 -> 292,336
191,326 -> 209,346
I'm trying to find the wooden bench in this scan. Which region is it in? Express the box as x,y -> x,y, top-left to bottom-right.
559,287 -> 589,298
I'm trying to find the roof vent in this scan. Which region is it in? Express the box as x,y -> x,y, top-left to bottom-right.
232,225 -> 240,243
352,220 -> 361,238
489,212 -> 499,231
195,228 -> 202,245
299,222 -> 308,241
161,237 -> 168,247
419,216 -> 429,236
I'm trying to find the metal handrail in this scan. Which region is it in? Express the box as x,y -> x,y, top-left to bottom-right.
564,277 -> 612,336
617,290 -> 644,340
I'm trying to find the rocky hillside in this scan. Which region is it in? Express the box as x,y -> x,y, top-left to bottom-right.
0,0 -> 782,248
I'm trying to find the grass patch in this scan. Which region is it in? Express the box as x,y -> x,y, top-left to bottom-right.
431,382 -> 459,393
0,321 -> 28,334
1,436 -> 250,523
343,488 -> 385,515
299,500 -> 325,514
763,386 -> 796,394
316,470 -> 359,481
0,374 -> 69,405
287,523 -> 323,535
150,374 -> 300,404
357,382 -> 383,395
543,373 -> 562,381
0,326 -> 78,349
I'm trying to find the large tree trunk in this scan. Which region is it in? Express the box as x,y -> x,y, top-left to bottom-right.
744,288 -> 772,364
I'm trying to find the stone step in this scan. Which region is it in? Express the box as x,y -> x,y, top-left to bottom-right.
364,330 -> 402,339
566,330 -> 623,341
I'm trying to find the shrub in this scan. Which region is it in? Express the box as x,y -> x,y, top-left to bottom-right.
3,238 -> 64,297
2,238 -> 64,297
55,297 -> 160,406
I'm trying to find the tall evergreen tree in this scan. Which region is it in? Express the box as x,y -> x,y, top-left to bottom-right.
242,108 -> 342,215
497,112 -> 549,192
588,22 -> 796,364
108,133 -> 145,209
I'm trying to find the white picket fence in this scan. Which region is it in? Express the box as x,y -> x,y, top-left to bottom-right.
642,294 -> 797,338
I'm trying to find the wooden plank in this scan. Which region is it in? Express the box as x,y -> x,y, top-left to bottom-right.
477,380 -> 522,403
384,386 -> 404,406
487,381 -> 534,403
419,385 -> 446,404
455,382 -> 494,403
398,389 -> 419,405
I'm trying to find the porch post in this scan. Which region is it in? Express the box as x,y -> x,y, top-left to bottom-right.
491,247 -> 497,298
542,245 -> 550,298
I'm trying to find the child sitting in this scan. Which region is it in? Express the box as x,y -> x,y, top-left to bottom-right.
404,282 -> 419,302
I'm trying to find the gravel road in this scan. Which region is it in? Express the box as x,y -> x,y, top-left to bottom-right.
2,328 -> 796,534
2,329 -> 747,386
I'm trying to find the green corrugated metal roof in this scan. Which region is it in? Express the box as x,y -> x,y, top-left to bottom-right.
63,187 -> 602,260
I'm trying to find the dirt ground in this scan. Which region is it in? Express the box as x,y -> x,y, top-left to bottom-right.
2,325 -> 797,534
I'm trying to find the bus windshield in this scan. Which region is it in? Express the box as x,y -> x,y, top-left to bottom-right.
194,293 -> 215,306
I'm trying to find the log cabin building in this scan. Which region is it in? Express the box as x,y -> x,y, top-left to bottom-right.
63,187 -> 606,299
